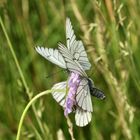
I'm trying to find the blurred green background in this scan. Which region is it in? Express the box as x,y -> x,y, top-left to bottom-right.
0,0 -> 140,140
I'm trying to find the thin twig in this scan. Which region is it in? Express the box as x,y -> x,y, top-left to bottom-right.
66,117 -> 75,140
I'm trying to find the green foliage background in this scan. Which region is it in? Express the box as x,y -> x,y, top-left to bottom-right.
0,0 -> 140,140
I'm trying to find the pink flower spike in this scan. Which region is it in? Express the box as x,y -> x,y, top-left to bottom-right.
64,72 -> 81,116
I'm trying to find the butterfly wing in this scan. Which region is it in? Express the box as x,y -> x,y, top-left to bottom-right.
75,107 -> 92,127
35,46 -> 66,69
66,18 -> 91,70
51,81 -> 67,107
58,43 -> 87,77
66,17 -> 76,50
76,78 -> 93,112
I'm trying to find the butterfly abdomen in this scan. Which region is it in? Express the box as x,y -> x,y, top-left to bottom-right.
88,78 -> 105,100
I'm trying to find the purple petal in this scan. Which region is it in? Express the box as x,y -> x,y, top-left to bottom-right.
64,72 -> 81,116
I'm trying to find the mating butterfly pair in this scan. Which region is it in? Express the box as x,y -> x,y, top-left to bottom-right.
35,18 -> 105,127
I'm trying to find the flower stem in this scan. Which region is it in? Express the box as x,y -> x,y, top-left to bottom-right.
16,90 -> 52,140
66,117 -> 75,140
0,17 -> 45,138
0,17 -> 29,93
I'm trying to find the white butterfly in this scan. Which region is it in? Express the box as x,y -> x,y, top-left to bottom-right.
35,18 -> 105,127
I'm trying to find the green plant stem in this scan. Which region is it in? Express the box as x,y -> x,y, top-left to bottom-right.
0,17 -> 29,93
16,90 -> 52,140
0,17 -> 45,137
16,89 -> 65,140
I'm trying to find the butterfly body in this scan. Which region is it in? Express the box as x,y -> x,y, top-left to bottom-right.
35,17 -> 105,127
88,78 -> 105,100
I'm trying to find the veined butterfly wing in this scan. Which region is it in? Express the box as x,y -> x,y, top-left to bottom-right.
75,107 -> 92,127
58,43 -> 87,77
66,18 -> 91,70
76,78 -> 93,112
35,46 -> 66,69
58,43 -> 93,112
51,81 -> 67,107
66,17 -> 76,49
